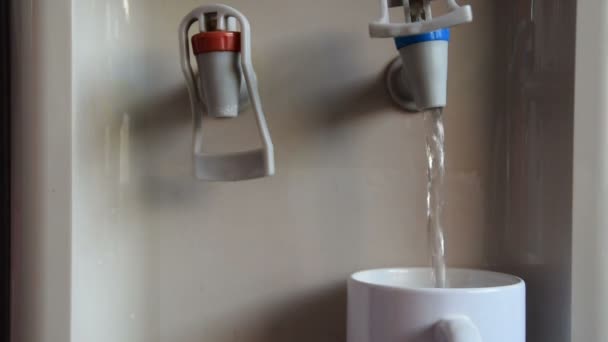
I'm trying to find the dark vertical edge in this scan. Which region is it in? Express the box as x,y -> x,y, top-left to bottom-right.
0,0 -> 10,340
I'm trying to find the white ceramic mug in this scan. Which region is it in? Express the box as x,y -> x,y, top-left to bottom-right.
347,268 -> 525,342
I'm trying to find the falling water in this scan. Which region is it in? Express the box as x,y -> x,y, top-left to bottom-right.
425,108 -> 447,288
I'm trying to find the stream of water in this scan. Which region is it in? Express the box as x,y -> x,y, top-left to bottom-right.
425,108 -> 447,288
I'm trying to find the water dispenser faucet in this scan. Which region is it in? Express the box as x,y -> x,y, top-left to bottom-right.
179,4 -> 274,181
370,0 -> 472,37
369,0 -> 473,111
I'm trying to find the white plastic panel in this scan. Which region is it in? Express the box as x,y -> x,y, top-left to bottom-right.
69,1 -> 500,341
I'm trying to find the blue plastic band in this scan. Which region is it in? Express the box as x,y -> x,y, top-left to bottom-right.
394,28 -> 451,50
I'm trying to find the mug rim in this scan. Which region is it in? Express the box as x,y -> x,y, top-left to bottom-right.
350,267 -> 524,293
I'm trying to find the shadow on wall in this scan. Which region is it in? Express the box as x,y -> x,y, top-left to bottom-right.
183,283 -> 347,342
125,31 -> 390,207
261,30 -> 391,137
257,284 -> 346,342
